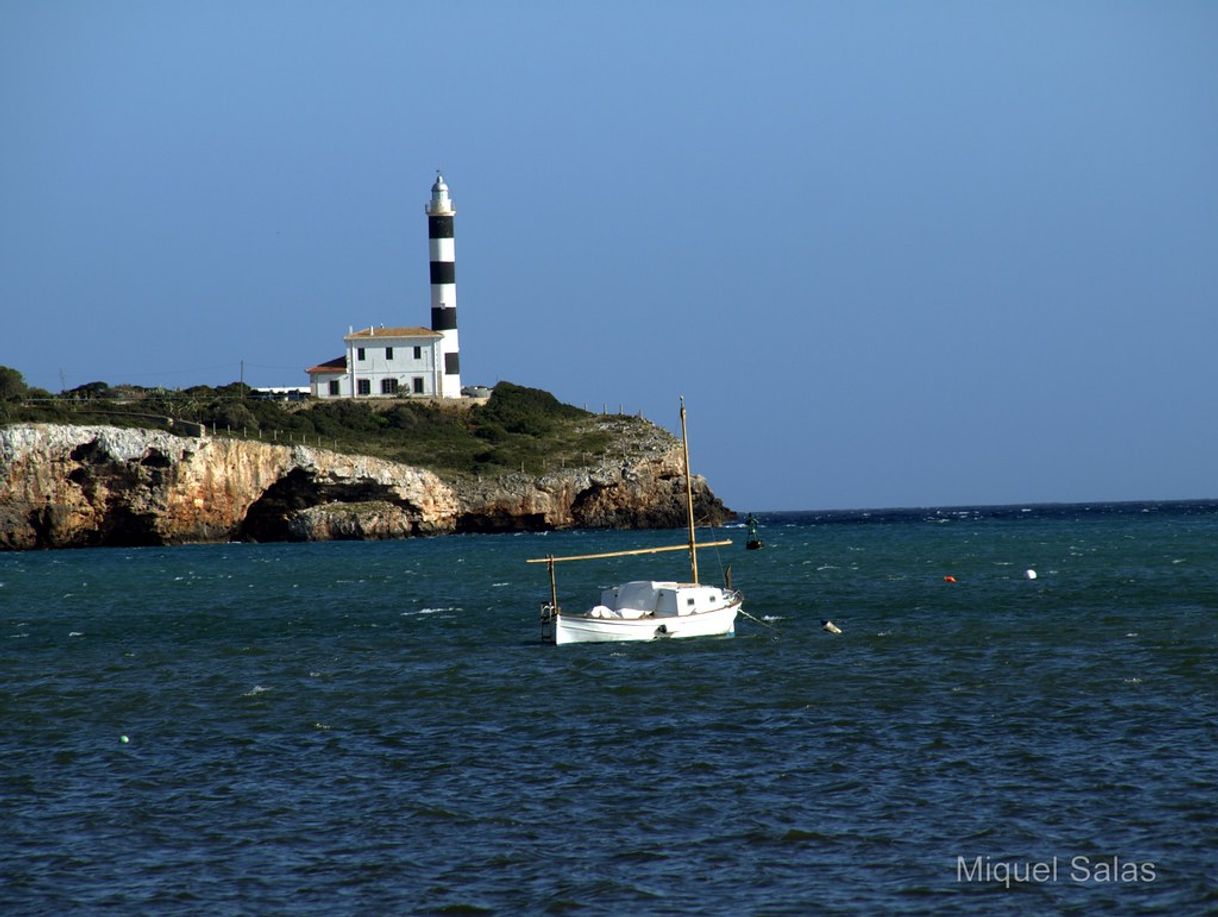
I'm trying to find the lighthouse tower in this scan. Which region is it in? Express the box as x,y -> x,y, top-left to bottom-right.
426,172 -> 461,397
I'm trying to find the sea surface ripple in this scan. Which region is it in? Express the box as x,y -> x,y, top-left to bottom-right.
2,501 -> 1216,914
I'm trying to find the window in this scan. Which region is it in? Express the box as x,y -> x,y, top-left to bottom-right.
357,347 -> 365,361
386,347 -> 394,360
413,377 -> 424,394
381,378 -> 399,395
413,346 -> 422,360
357,379 -> 370,396
328,380 -> 340,396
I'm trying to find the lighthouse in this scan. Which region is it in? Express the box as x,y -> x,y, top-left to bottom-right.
426,172 -> 461,397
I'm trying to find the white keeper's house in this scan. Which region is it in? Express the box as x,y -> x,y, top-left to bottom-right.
306,172 -> 465,399
307,326 -> 444,398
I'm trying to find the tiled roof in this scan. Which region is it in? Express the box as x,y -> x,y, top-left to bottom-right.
343,326 -> 442,340
306,356 -> 346,375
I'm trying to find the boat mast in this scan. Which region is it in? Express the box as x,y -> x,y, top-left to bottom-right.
680,397 -> 699,584
546,556 -> 559,613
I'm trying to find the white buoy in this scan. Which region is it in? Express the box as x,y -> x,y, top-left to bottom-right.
1025,569 -> 1038,580
822,620 -> 842,634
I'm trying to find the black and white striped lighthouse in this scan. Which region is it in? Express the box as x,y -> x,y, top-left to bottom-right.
426,172 -> 461,397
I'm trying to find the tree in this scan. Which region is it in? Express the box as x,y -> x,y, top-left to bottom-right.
66,381 -> 112,400
0,366 -> 28,401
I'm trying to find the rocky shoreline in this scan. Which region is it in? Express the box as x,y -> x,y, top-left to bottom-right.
0,423 -> 732,550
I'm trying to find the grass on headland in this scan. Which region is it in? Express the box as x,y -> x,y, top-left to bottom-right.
1,371 -> 642,480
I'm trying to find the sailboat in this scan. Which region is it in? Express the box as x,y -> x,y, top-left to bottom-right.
527,398 -> 743,645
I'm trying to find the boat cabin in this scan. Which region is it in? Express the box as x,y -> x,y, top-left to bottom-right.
590,581 -> 727,620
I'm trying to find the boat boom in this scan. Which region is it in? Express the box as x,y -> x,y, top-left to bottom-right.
526,540 -> 732,565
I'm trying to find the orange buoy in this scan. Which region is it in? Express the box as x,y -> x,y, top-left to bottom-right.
943,575 -> 957,584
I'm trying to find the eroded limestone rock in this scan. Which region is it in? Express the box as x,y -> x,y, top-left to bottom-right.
0,423 -> 732,550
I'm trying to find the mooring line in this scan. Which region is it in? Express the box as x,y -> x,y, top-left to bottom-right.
739,607 -> 777,630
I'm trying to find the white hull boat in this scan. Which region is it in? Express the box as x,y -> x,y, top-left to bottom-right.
529,399 -> 743,646
549,581 -> 741,645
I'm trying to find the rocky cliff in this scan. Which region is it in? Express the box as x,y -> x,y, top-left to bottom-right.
0,423 -> 732,550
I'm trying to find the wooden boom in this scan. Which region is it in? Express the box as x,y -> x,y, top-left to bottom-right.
526,540 -> 733,565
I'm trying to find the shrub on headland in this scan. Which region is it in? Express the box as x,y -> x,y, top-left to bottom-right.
65,381 -> 113,400
478,381 -> 585,437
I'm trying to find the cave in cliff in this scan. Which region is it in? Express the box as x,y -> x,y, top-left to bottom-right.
238,468 -> 423,542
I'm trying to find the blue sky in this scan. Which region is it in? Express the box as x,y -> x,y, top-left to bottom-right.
2,2 -> 1216,511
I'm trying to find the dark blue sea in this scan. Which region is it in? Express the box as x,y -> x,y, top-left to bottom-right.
2,502 -> 1216,914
